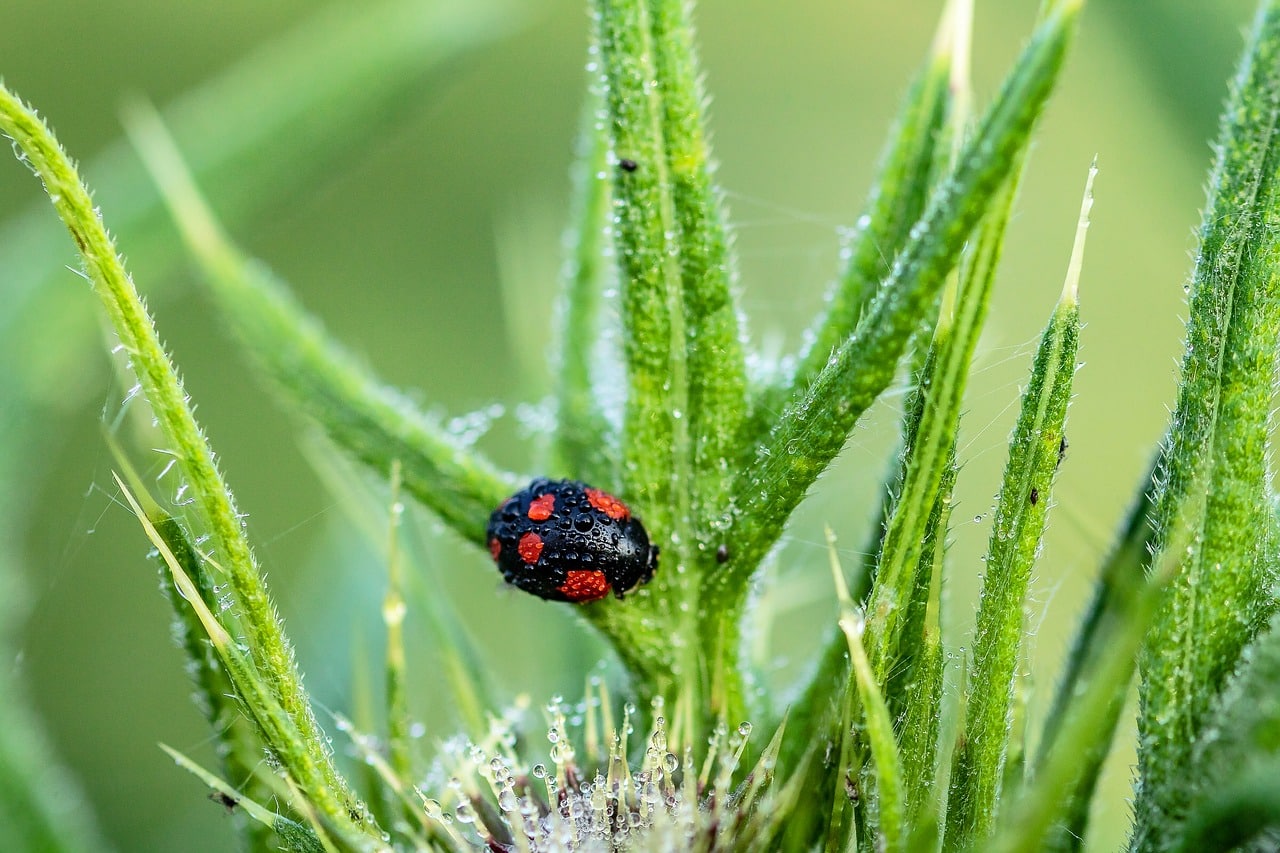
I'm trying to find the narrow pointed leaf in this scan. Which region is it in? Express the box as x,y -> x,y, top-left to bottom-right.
776,1 -> 972,787
111,442 -> 277,851
701,2 -> 1083,681
865,156 -> 1025,686
986,532 -> 1188,853
1036,452 -> 1157,852
594,0 -> 686,531
753,0 -> 964,429
842,612 -> 906,853
160,746 -> 324,853
126,104 -> 517,546
1134,3 -> 1280,846
647,0 -> 749,544
857,125 -> 1023,852
859,143 -> 1026,842
896,469 -> 951,827
945,188 -> 1087,847
593,0 -> 737,730
0,84 -> 375,840
115,476 -> 379,849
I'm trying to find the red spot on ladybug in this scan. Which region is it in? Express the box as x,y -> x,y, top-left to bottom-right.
584,487 -> 630,520
486,479 -> 658,603
517,532 -> 544,564
558,569 -> 611,603
528,492 -> 555,521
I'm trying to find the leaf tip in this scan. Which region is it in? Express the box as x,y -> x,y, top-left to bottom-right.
1061,157 -> 1097,306
941,0 -> 974,97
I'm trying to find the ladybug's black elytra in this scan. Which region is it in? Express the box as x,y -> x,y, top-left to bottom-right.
486,478 -> 659,603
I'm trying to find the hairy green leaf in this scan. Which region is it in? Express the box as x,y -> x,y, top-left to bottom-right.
160,746 -> 325,853
593,0 -> 750,732
773,0 -> 970,781
110,444 -> 278,851
986,534 -> 1184,853
865,152 -> 1026,689
1133,3 -> 1280,846
701,0 -> 1082,699
127,104 -> 516,546
750,0 -> 963,433
0,83 -> 376,841
1036,454 -> 1157,852
945,201 -> 1085,848
843,612 -> 906,853
646,0 -> 749,547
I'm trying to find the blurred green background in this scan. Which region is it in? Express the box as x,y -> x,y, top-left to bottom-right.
0,0 -> 1255,849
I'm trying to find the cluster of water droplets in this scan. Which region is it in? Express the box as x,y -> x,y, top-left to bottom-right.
444,403 -> 505,447
393,688 -> 772,852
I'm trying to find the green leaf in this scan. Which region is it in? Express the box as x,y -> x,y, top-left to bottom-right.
646,0 -> 749,545
774,12 -> 974,814
110,440 -> 277,851
842,611 -> 906,853
593,0 -> 750,732
594,0 -> 686,531
117,476 -> 378,851
1133,3 -> 1280,846
1035,453 -> 1157,852
772,0 -> 970,780
864,152 -> 1026,689
894,460 -> 951,830
160,746 -> 325,853
984,530 -> 1186,853
700,0 -> 1083,697
750,0 -> 964,433
0,83 -> 377,843
126,103 -> 517,547
944,170 -> 1087,847
862,135 -> 1027,846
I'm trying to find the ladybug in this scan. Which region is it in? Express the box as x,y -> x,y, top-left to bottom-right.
486,478 -> 659,603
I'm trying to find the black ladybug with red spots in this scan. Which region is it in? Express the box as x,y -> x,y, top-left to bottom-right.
486,478 -> 659,603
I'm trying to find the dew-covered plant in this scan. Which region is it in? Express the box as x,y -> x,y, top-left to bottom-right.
4,0 -> 1280,849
